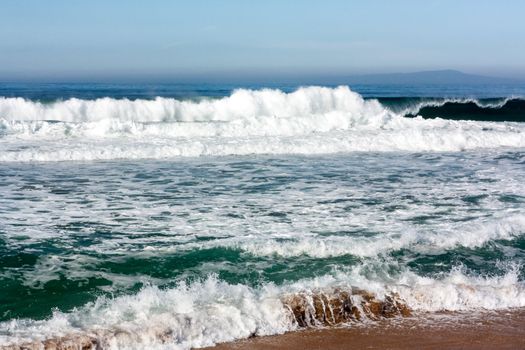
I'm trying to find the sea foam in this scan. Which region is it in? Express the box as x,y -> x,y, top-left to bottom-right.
1,87 -> 524,161
1,266 -> 524,349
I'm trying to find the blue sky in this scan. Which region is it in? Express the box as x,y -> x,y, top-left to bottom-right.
1,0 -> 524,81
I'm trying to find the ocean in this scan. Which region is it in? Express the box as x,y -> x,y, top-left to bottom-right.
1,82 -> 525,349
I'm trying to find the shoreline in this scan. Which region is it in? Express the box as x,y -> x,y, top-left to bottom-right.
2,305 -> 524,349
207,309 -> 525,350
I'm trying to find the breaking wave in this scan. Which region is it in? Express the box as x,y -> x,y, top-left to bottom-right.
0,86 -> 388,123
0,86 -> 524,161
128,214 -> 525,259
384,97 -> 525,122
1,266 -> 524,349
222,214 -> 525,258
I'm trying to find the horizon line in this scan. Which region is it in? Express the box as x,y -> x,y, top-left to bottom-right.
1,69 -> 524,85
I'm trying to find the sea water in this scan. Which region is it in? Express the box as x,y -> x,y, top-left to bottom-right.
0,83 -> 525,349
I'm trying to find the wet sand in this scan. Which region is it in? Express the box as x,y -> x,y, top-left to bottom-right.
208,309 -> 525,350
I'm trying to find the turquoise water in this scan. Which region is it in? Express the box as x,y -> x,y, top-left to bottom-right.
2,152 -> 524,320
1,84 -> 525,348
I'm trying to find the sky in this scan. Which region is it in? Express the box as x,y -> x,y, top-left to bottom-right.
0,0 -> 524,82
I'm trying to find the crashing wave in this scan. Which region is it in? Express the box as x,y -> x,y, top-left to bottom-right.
0,87 -> 524,161
1,265 -> 524,349
0,287 -> 409,350
0,86 -> 388,124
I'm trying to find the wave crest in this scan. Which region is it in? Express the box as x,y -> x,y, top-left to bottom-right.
1,87 -> 525,161
0,86 -> 388,124
391,97 -> 525,122
2,265 -> 524,349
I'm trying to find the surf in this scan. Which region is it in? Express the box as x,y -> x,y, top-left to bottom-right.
1,266 -> 524,349
1,86 -> 525,162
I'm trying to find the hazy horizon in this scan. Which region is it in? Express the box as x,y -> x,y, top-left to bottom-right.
1,69 -> 523,85
1,0 -> 525,82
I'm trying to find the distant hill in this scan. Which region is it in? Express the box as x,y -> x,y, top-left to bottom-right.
342,70 -> 519,85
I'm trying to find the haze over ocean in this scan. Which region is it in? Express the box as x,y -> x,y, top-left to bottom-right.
1,0 -> 525,81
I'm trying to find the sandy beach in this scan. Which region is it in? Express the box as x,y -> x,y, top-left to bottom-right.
208,309 -> 525,350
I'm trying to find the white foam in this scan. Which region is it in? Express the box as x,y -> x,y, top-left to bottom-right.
1,87 -> 525,161
311,264 -> 525,312
0,87 -> 388,124
0,276 -> 290,349
384,264 -> 525,311
180,214 -> 525,258
2,266 -> 524,349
